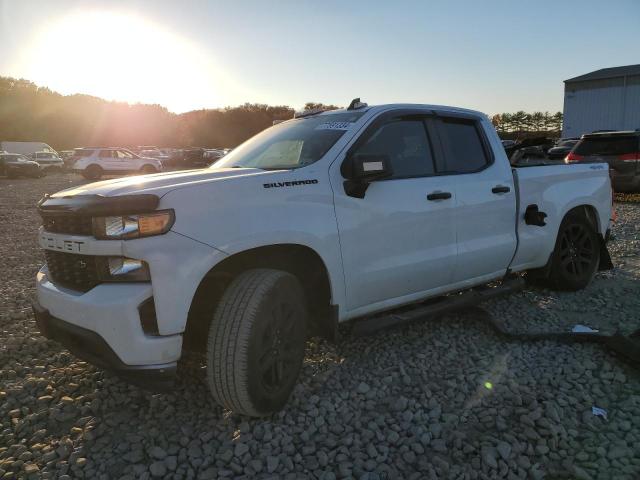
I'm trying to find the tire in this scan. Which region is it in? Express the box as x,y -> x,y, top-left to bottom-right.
206,269 -> 307,417
141,164 -> 157,174
546,211 -> 600,291
83,164 -> 102,180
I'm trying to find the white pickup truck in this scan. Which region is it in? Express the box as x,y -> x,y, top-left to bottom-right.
34,101 -> 613,417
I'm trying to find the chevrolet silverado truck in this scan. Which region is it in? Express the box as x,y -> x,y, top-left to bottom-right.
33,101 -> 613,417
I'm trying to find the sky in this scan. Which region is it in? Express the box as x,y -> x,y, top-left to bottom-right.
0,0 -> 639,114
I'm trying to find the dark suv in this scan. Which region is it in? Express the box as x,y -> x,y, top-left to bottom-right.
566,131 -> 640,192
0,153 -> 43,178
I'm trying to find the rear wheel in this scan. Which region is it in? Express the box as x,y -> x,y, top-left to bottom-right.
206,269 -> 307,417
546,211 -> 600,291
83,164 -> 102,180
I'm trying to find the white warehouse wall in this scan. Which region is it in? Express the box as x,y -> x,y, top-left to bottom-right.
562,75 -> 640,137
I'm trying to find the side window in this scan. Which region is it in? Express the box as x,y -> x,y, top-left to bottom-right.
439,118 -> 489,173
354,119 -> 435,178
117,150 -> 134,159
99,150 -> 112,158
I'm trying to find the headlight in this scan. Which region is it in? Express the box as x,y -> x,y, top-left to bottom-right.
97,257 -> 150,282
93,210 -> 174,240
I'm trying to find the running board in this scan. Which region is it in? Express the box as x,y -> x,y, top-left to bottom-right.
351,276 -> 525,336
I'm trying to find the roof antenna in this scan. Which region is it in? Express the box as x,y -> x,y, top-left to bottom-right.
347,98 -> 367,110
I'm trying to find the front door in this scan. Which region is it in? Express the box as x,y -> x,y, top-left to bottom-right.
332,114 -> 458,314
115,150 -> 138,172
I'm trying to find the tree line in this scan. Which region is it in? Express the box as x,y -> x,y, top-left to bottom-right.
1,76 -> 562,150
0,77 -> 341,151
491,111 -> 563,137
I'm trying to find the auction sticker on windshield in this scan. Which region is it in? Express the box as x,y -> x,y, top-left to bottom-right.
315,122 -> 353,130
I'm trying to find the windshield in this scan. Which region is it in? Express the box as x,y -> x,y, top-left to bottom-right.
214,111 -> 366,170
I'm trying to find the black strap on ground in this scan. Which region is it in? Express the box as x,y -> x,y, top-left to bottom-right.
352,275 -> 640,369
468,306 -> 640,369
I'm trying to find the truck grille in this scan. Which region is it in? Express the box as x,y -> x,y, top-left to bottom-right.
44,251 -> 100,292
41,215 -> 93,236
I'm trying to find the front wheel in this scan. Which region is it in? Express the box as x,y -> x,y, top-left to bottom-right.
545,211 -> 600,291
206,269 -> 307,417
140,164 -> 157,174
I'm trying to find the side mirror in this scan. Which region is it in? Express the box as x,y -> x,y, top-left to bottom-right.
342,154 -> 393,198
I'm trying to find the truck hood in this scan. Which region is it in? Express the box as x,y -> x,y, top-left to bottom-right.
51,167 -> 271,198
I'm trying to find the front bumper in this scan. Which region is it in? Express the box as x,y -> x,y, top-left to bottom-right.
36,266 -> 182,366
33,301 -> 176,390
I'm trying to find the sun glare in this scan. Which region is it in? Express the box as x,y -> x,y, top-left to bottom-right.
16,10 -> 243,112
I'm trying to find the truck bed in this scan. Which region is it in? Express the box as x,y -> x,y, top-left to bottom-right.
510,162 -> 612,271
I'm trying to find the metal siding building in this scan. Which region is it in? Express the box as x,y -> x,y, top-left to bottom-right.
562,64 -> 640,137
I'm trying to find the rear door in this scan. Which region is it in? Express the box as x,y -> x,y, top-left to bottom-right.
332,112 -> 459,313
435,115 -> 517,283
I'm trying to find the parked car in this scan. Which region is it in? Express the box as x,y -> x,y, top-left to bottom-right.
71,147 -> 163,180
566,130 -> 640,192
0,153 -> 43,178
507,137 -> 555,163
0,141 -> 56,156
133,145 -> 159,154
180,147 -> 211,168
547,139 -> 579,160
59,150 -> 75,160
29,151 -> 65,170
501,139 -> 516,149
203,149 -> 225,162
33,102 -> 612,417
139,149 -> 169,160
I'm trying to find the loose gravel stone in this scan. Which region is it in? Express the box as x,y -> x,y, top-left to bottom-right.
1,175 -> 640,480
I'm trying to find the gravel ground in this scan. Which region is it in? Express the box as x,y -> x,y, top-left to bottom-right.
1,173 -> 639,480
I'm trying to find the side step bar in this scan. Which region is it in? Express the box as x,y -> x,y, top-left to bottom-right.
351,276 -> 525,336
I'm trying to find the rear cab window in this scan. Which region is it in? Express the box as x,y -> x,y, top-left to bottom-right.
437,117 -> 491,173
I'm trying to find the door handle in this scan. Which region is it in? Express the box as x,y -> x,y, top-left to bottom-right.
427,191 -> 452,201
491,185 -> 511,194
